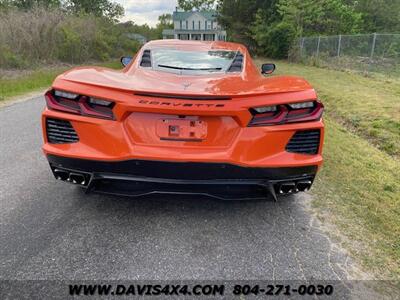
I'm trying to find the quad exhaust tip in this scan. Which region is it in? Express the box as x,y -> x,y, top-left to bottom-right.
276,180 -> 312,195
53,169 -> 69,181
69,173 -> 86,185
279,182 -> 296,194
53,168 -> 88,186
297,180 -> 312,192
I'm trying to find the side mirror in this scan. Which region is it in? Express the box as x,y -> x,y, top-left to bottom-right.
121,56 -> 133,67
261,63 -> 276,75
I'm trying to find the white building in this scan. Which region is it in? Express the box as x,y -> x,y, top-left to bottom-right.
162,8 -> 227,41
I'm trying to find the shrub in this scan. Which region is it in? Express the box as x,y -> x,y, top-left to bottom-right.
263,22 -> 296,59
251,9 -> 297,59
0,7 -> 140,69
0,45 -> 28,68
0,8 -> 65,66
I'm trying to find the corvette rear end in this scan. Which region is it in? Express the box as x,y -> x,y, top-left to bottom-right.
42,40 -> 324,200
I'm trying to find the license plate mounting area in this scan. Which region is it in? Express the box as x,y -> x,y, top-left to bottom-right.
156,118 -> 207,141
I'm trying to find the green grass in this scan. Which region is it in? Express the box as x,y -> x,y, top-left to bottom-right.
256,59 -> 399,280
313,117 -> 399,280
0,61 -> 122,101
0,67 -> 67,100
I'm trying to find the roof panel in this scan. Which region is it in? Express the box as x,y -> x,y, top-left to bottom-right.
173,10 -> 217,21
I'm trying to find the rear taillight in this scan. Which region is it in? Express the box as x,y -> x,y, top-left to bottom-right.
248,101 -> 323,126
45,90 -> 115,120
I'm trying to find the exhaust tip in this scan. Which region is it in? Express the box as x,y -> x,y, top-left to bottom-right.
296,180 -> 312,192
69,173 -> 86,185
53,169 -> 69,181
279,182 -> 296,194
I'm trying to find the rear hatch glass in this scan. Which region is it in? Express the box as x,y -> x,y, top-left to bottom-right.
151,49 -> 237,75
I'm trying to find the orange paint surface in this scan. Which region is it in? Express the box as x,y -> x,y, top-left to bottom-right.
42,40 -> 324,169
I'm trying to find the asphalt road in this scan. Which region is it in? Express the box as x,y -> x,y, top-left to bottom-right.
0,96 -> 353,281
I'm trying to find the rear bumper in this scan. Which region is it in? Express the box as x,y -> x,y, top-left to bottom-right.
42,109 -> 324,169
47,154 -> 318,200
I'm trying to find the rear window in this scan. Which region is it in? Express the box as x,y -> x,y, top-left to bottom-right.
151,48 -> 238,74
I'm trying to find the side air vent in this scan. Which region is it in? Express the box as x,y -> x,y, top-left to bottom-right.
227,52 -> 244,72
46,118 -> 79,144
286,130 -> 320,155
140,50 -> 152,67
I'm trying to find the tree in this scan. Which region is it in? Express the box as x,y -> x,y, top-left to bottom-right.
67,0 -> 124,21
353,0 -> 400,33
178,0 -> 216,11
218,0 -> 274,51
277,0 -> 362,36
0,0 -> 13,9
2,0 -> 61,9
219,0 -> 364,58
118,21 -> 161,41
250,8 -> 296,58
154,13 -> 173,39
0,0 -> 125,21
157,13 -> 173,27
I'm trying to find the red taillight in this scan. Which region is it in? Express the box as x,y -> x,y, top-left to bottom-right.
45,90 -> 115,120
45,91 -> 80,115
248,101 -> 323,126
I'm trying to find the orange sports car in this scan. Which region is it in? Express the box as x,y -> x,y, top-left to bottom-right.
42,40 -> 324,200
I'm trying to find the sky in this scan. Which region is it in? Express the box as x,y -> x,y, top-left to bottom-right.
115,0 -> 178,27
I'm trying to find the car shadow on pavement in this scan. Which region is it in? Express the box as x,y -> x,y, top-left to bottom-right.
75,187 -> 298,218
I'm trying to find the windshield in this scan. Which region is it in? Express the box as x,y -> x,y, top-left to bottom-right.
151,48 -> 238,74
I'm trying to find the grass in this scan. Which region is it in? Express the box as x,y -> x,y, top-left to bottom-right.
0,61 -> 122,101
313,117 -> 399,280
300,55 -> 400,79
256,59 -> 399,280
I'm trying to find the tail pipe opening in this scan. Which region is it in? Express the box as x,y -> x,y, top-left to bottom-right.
274,178 -> 314,196
69,173 -> 86,185
51,167 -> 91,187
296,180 -> 312,192
279,182 -> 296,194
53,168 -> 69,181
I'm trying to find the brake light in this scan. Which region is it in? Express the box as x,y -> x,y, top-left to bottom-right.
248,101 -> 323,126
45,90 -> 115,120
54,90 -> 79,99
288,101 -> 314,109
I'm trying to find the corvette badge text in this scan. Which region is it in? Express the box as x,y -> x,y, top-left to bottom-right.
138,100 -> 225,108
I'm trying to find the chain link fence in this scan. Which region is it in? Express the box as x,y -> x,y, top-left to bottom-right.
290,33 -> 400,76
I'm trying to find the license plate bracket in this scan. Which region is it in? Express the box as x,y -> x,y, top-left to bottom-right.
156,118 -> 207,141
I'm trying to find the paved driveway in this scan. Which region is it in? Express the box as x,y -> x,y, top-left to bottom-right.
0,97 -> 352,280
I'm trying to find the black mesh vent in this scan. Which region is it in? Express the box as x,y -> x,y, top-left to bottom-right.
140,50 -> 152,67
286,130 -> 320,155
227,52 -> 244,72
46,118 -> 79,144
